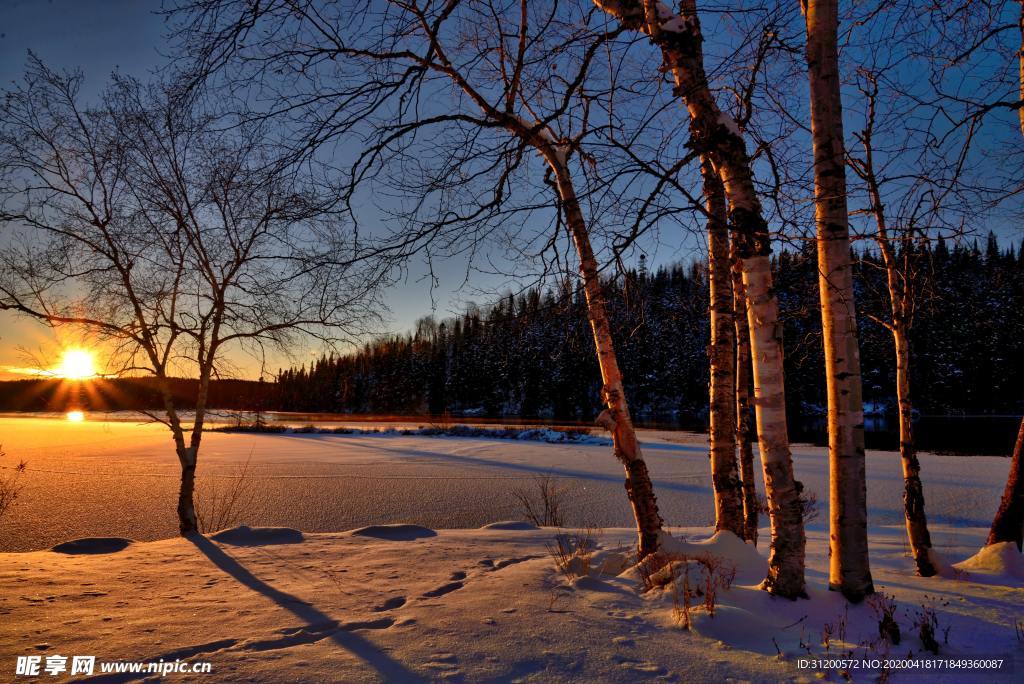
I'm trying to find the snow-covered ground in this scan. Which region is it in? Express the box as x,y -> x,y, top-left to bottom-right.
0,522 -> 1020,682
1,416 -> 1022,681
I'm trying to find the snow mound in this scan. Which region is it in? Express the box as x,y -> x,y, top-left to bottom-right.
480,520 -> 540,531
953,542 -> 1024,585
209,526 -> 304,546
350,524 -> 437,540
51,537 -> 133,555
688,604 -> 784,655
659,531 -> 767,584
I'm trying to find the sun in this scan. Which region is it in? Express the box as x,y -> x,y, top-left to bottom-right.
57,349 -> 97,380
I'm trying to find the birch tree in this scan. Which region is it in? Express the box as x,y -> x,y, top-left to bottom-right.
170,0 -> 668,557
0,61 -> 381,533
732,251 -> 758,545
595,0 -> 806,597
802,0 -> 873,601
704,159 -> 744,536
846,70 -> 941,576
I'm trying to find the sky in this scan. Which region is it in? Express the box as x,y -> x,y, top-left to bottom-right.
0,1 -> 1019,382
0,0 -> 621,379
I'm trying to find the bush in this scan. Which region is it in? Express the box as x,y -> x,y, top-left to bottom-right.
196,456 -> 257,533
0,446 -> 27,522
512,473 -> 568,527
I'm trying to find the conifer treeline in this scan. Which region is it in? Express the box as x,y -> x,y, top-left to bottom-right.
276,238 -> 1024,421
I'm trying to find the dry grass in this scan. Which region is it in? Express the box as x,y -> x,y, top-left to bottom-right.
512,473 -> 569,527
868,592 -> 901,645
637,551 -> 736,625
547,527 -> 597,579
0,446 -> 27,523
196,455 -> 257,533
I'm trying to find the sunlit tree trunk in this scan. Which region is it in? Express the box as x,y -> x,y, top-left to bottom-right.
547,153 -> 664,559
892,325 -> 936,573
157,385 -> 198,535
1018,0 -> 1024,137
988,417 -> 1024,551
704,158 -> 744,536
732,251 -> 758,545
595,0 -> 805,597
804,0 -> 873,601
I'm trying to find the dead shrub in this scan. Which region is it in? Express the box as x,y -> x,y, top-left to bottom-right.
547,527 -> 596,579
911,604 -> 941,654
196,455 -> 257,533
868,592 -> 901,645
512,473 -> 568,527
0,446 -> 27,522
639,551 -> 735,620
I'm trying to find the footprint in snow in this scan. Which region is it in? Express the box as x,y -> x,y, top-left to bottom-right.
421,581 -> 464,598
372,595 -> 407,612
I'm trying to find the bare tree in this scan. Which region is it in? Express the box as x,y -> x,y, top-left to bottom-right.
595,0 -> 806,598
846,70 -> 941,577
0,59 -> 381,533
169,0 -> 669,557
802,0 -> 873,601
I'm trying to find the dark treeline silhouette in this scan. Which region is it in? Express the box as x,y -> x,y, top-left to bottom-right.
278,238 -> 1024,425
0,377 -> 273,413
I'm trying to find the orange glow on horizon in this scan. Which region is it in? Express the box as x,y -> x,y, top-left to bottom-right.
66,410 -> 85,422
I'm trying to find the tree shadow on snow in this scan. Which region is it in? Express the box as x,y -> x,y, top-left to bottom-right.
187,534 -> 424,682
341,441 -> 710,494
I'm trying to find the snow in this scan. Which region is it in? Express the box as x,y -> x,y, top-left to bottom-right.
717,111 -> 742,137
51,537 -> 133,555
659,529 -> 767,583
1,416 -> 1022,680
209,526 -> 304,546
2,523 -> 1020,681
953,542 -> 1024,583
350,524 -> 438,540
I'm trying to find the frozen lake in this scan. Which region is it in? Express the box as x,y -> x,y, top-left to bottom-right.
0,414 -> 1013,552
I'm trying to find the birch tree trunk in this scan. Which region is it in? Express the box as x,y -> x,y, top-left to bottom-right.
1018,0 -> 1024,137
704,157 -> 744,536
732,252 -> 758,545
988,417 -> 1024,551
804,0 -> 873,601
854,78 -> 937,577
547,153 -> 664,559
158,388 -> 199,535
595,0 -> 806,597
893,324 -> 936,574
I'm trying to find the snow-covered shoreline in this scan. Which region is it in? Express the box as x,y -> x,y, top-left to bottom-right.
0,417 -> 1016,553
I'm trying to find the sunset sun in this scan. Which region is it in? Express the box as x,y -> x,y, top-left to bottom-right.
57,349 -> 97,380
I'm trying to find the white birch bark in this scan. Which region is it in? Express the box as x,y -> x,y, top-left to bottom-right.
595,0 -> 806,597
804,0 -> 873,600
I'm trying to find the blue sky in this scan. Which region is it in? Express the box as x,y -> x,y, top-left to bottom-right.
1,0 -> 1019,380
0,1 -> 619,377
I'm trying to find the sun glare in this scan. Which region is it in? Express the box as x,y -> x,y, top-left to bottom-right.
66,410 -> 85,422
57,349 -> 97,380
